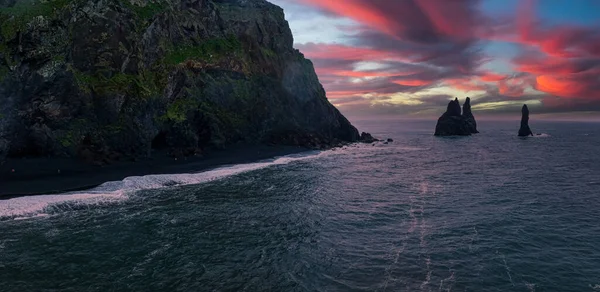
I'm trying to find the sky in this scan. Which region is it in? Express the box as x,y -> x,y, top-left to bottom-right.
269,0 -> 600,119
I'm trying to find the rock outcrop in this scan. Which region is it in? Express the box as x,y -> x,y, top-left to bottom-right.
359,132 -> 378,143
0,0 -> 359,164
518,104 -> 534,137
462,97 -> 478,134
434,98 -> 474,136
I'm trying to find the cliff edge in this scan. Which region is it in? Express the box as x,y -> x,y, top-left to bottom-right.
0,0 -> 359,166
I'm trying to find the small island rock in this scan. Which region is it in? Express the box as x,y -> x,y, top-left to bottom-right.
518,104 -> 534,137
434,98 -> 472,136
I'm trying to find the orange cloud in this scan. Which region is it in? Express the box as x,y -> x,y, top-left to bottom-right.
392,79 -> 433,87
497,76 -> 532,97
444,78 -> 488,92
297,43 -> 398,61
480,72 -> 507,82
535,75 -> 600,98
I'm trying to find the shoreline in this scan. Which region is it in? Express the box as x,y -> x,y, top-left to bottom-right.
0,144 -> 314,199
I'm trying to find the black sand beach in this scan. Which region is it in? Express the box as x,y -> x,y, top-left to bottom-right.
0,145 -> 312,199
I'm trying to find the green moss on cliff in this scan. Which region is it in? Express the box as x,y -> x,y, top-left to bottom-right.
59,131 -> 75,147
120,0 -> 166,23
58,118 -> 89,148
0,65 -> 8,82
261,48 -> 277,59
165,35 -> 243,65
0,0 -> 71,40
199,101 -> 244,129
0,42 -> 15,72
163,98 -> 199,123
70,66 -> 165,99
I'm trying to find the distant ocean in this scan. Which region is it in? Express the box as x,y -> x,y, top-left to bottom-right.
1,119 -> 599,291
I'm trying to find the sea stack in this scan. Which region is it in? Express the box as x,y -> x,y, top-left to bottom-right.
434,98 -> 473,136
518,104 -> 534,137
463,97 -> 479,133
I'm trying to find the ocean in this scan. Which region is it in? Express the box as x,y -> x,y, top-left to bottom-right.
1,119 -> 599,291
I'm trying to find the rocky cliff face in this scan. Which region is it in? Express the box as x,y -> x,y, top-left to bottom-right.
462,97 -> 478,134
434,98 -> 474,136
0,0 -> 359,163
518,104 -> 533,137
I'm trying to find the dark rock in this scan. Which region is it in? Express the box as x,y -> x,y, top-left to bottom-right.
447,98 -> 462,116
0,0 -> 360,165
518,104 -> 534,137
387,138 -> 393,142
359,132 -> 378,143
462,97 -> 479,134
434,98 -> 471,136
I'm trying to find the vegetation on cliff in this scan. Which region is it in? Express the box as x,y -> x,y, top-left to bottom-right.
0,0 -> 359,163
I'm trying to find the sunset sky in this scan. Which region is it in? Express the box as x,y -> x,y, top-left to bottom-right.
270,0 -> 600,119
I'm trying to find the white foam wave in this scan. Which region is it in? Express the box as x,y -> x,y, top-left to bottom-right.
533,133 -> 551,138
0,150 -> 325,221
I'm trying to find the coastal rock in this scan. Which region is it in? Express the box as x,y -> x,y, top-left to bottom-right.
0,138 -> 7,163
462,97 -> 479,133
518,104 -> 534,137
434,98 -> 472,136
0,0 -> 359,165
359,132 -> 377,143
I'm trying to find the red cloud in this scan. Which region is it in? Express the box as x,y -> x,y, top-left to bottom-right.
296,43 -> 402,62
289,0 -> 487,100
392,79 -> 433,87
444,78 -> 489,92
497,75 -> 533,97
505,0 -> 600,100
534,74 -> 600,99
299,0 -> 402,37
299,0 -> 482,42
275,0 -> 600,112
413,0 -> 481,41
514,0 -> 600,58
479,72 -> 507,82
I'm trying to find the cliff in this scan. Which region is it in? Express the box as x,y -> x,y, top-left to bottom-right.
0,0 -> 359,165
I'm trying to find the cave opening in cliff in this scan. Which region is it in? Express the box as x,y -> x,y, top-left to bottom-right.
151,132 -> 168,150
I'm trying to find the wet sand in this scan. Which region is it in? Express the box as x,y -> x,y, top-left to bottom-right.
0,145 -> 311,199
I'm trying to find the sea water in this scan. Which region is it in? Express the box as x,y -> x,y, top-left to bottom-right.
0,119 -> 599,291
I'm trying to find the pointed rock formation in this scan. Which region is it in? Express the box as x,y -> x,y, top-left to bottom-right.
462,97 -> 479,134
434,98 -> 472,136
447,98 -> 462,116
518,104 -> 534,137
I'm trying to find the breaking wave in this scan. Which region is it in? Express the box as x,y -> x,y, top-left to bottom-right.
0,151 -> 325,220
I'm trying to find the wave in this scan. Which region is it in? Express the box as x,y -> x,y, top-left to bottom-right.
0,150 -> 325,221
533,133 -> 551,138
